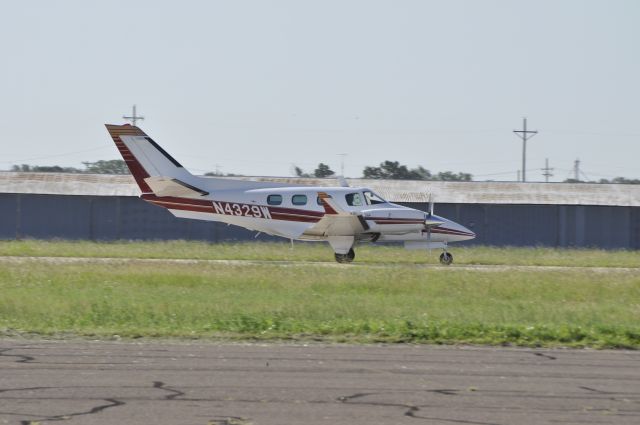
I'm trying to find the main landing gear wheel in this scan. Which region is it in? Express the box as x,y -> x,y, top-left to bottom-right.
439,252 -> 453,266
334,248 -> 355,264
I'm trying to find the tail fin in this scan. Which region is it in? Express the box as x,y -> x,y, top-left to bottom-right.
105,124 -> 195,194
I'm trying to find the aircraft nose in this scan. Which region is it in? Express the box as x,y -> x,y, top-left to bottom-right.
445,220 -> 476,241
462,225 -> 476,240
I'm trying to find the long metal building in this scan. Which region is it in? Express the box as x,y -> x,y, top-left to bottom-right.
1,172 -> 638,249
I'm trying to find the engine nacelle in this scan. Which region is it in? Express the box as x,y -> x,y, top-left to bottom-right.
362,208 -> 425,234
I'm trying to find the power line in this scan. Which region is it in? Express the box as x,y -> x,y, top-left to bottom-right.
0,146 -> 111,165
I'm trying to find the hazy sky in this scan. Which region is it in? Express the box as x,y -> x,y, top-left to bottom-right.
1,0 -> 639,181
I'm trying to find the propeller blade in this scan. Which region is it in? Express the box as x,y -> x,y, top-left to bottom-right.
428,192 -> 434,216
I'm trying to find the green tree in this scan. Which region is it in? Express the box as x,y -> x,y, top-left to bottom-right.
82,160 -> 130,174
293,166 -> 311,178
413,166 -> 432,180
611,177 -> 640,184
314,163 -> 335,178
363,161 -> 473,181
363,161 -> 432,180
11,164 -> 82,173
435,171 -> 472,181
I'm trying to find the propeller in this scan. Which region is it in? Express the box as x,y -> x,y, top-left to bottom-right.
424,192 -> 443,243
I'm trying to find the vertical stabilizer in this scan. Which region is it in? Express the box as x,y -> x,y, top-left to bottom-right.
105,124 -> 195,194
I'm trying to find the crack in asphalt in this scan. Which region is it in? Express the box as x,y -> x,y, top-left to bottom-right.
17,398 -> 124,424
2,384 -> 637,424
0,348 -> 36,363
580,386 -> 613,394
153,380 -> 185,400
337,391 -> 504,424
0,387 -> 48,394
337,391 -> 422,419
430,389 -> 460,396
208,416 -> 252,425
533,352 -> 557,360
407,414 -> 504,425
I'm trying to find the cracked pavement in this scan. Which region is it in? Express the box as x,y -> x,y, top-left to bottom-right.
0,340 -> 639,424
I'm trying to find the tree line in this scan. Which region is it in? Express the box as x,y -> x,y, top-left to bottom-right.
294,160 -> 472,181
564,177 -> 640,184
11,160 -> 130,175
9,159 -> 640,184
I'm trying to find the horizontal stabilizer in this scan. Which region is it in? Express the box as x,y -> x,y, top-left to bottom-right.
144,176 -> 209,198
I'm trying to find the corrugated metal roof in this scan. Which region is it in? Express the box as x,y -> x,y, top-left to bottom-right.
1,172 -> 639,206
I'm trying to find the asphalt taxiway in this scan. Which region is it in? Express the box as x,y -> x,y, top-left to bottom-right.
1,340 -> 639,425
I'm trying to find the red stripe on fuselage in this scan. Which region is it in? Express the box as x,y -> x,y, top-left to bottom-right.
148,200 -> 215,213
367,217 -> 425,225
142,194 -> 323,222
141,194 -> 212,206
431,228 -> 475,237
270,212 -> 321,223
268,206 -> 324,218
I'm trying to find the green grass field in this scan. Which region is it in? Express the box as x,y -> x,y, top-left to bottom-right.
0,241 -> 638,348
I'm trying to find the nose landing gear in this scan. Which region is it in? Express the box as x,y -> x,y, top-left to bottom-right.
335,248 -> 355,264
439,251 -> 453,266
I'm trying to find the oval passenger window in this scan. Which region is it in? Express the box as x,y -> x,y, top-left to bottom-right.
267,194 -> 282,205
292,194 -> 308,205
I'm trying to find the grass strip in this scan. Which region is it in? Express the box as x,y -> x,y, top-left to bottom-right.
1,261 -> 638,348
0,240 -> 638,267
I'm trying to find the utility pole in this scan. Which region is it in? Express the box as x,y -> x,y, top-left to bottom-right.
513,117 -> 538,182
337,153 -> 347,176
542,158 -> 554,183
123,105 -> 145,127
573,159 -> 580,181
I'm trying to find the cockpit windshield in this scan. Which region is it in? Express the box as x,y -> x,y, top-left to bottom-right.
364,191 -> 386,205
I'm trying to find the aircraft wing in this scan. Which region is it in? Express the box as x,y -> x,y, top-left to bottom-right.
305,192 -> 370,236
305,215 -> 369,237
144,176 -> 209,198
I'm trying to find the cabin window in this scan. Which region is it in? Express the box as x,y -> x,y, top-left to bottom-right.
364,191 -> 386,205
345,192 -> 363,206
292,194 -> 308,205
316,196 -> 323,205
267,194 -> 282,205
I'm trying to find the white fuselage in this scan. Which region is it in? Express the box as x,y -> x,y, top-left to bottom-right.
143,185 -> 475,246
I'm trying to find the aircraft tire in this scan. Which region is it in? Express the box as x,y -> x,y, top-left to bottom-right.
439,252 -> 453,266
335,249 -> 355,264
346,248 -> 355,261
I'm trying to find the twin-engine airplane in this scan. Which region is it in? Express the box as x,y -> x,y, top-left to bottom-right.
106,124 -> 475,264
